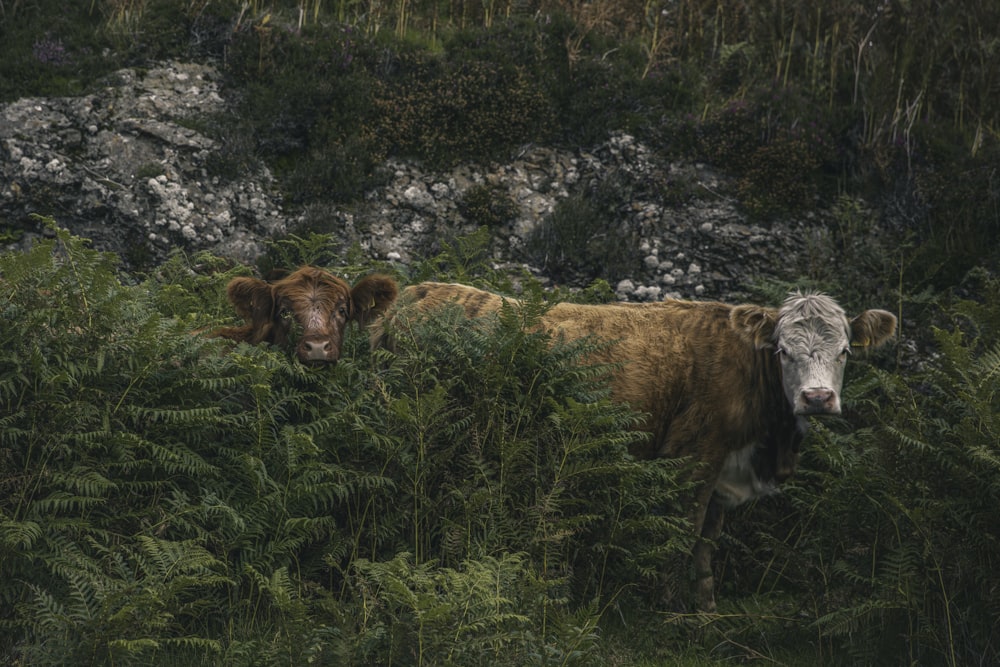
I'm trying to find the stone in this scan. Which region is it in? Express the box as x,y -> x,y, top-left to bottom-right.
615,279 -> 635,297
1,61 -> 833,302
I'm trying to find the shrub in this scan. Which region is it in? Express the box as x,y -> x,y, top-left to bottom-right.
697,99 -> 761,172
524,179 -> 640,283
736,124 -> 831,218
907,137 -> 1000,287
224,22 -> 388,202
0,224 -> 241,663
0,5 -> 108,100
364,56 -> 554,169
0,223 -> 689,664
457,183 -> 518,228
848,290 -> 1000,666
697,88 -> 837,219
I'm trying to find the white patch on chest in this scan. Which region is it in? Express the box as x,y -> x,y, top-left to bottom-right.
714,444 -> 780,508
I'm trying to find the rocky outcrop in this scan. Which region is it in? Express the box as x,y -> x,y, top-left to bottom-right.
340,135 -> 819,301
2,60 -> 827,301
1,62 -> 285,264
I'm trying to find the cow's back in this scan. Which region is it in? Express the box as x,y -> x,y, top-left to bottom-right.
402,282 -> 507,317
370,282 -> 508,351
541,300 -> 779,461
374,284 -> 782,463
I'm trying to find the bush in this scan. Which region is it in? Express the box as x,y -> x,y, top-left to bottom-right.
524,179 -> 640,283
736,124 -> 832,218
223,22 -> 388,203
364,55 -> 554,169
457,183 -> 518,229
0,223 -> 689,664
907,138 -> 1000,287
845,290 -> 1000,666
0,5 -> 111,100
697,87 -> 837,219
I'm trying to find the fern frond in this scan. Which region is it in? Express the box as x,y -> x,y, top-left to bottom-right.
0,519 -> 42,550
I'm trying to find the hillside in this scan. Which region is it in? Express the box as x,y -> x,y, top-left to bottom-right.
1,2 -> 999,665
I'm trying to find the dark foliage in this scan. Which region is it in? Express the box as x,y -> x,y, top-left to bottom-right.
2,1 -> 1000,662
0,225 -> 689,664
524,177 -> 641,284
364,55 -> 554,169
457,184 -> 519,229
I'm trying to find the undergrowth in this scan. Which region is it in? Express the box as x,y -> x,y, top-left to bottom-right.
1,214 -> 997,664
0,223 -> 690,665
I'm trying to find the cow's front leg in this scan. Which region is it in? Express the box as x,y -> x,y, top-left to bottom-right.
692,494 -> 725,613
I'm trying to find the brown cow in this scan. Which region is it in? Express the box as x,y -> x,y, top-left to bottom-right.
215,267 -> 398,364
374,282 -> 897,611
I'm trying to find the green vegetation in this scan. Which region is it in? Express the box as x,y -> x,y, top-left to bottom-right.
0,224 -> 688,664
526,184 -> 641,284
1,1 -> 999,663
2,221 -> 998,665
457,183 -> 519,229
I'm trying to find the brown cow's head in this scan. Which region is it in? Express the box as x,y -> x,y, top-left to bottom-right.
731,292 -> 896,416
217,267 -> 398,364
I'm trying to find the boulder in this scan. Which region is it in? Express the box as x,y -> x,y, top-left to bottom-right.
2,60 -> 829,302
1,62 -> 285,265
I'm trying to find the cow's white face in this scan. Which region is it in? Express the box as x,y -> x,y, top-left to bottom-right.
773,293 -> 853,415
732,292 -> 897,417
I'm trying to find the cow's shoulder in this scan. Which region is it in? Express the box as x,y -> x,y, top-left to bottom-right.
403,281 -> 508,318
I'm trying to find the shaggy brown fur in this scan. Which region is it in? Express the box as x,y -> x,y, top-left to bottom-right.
374,282 -> 897,611
215,267 -> 398,364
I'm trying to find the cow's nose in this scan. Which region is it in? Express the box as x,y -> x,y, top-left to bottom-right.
300,339 -> 333,362
801,388 -> 837,412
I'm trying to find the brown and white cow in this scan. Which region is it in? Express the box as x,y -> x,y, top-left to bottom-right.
215,267 -> 398,364
375,282 -> 897,611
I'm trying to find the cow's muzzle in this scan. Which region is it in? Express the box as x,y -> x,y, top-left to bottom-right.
796,388 -> 840,415
298,339 -> 337,364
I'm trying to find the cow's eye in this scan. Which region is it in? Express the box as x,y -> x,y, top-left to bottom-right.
839,347 -> 850,360
338,306 -> 348,318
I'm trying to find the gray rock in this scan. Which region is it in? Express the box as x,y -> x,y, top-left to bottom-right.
2,61 -> 859,304
1,62 -> 283,264
615,279 -> 636,299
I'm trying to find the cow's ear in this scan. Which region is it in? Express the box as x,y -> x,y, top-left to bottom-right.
225,277 -> 275,342
730,305 -> 778,349
350,274 -> 399,326
850,309 -> 897,349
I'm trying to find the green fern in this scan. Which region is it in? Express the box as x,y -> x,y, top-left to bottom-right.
21,223 -> 990,663
795,283 -> 1000,666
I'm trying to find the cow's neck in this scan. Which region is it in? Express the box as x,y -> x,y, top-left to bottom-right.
747,346 -> 789,435
714,349 -> 805,507
755,350 -> 805,481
